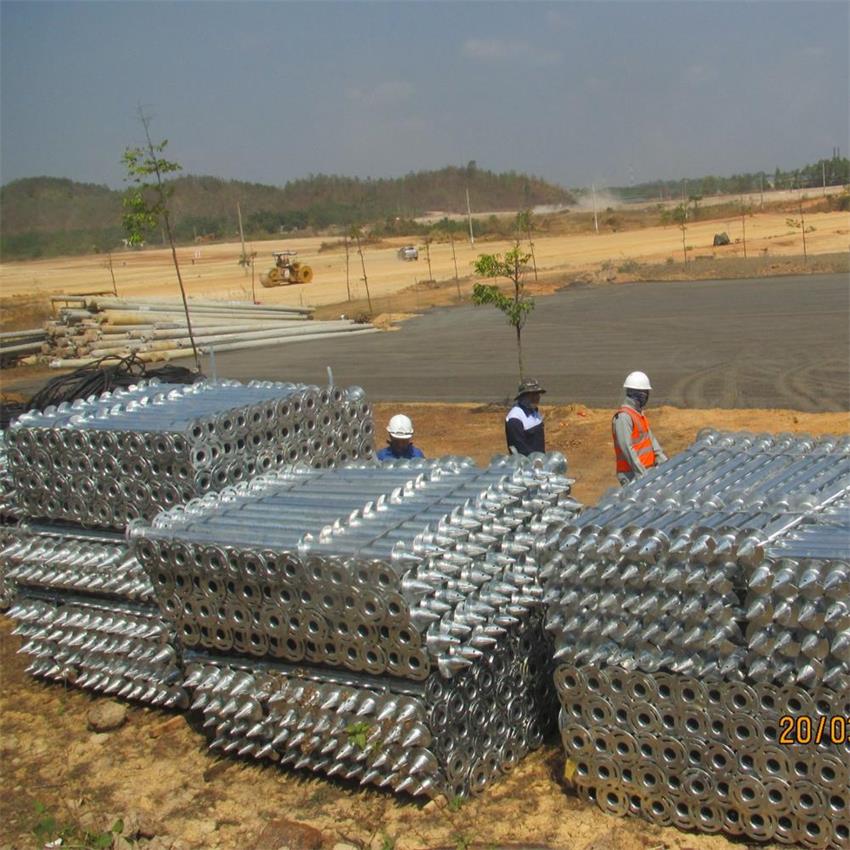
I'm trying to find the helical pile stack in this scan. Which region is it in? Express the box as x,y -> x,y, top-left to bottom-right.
3,379 -> 374,709
6,379 -> 373,530
131,454 -> 580,797
0,430 -> 21,608
545,430 -> 850,848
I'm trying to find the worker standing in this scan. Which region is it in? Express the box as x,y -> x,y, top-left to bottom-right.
506,378 -> 546,456
376,414 -> 425,461
612,371 -> 667,485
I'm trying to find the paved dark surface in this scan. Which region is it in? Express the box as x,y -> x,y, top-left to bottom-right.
200,273 -> 849,412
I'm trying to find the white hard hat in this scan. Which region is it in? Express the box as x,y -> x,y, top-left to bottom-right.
387,414 -> 414,439
623,371 -> 652,390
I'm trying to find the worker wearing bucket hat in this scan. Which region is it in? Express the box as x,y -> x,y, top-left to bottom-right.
505,378 -> 546,456
376,414 -> 426,461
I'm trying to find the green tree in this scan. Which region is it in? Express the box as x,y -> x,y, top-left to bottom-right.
349,225 -> 373,313
671,203 -> 689,263
122,110 -> 200,370
516,209 -> 538,281
472,243 -> 534,377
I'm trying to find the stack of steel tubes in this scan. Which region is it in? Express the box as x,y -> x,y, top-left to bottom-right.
4,378 -> 372,711
545,430 -> 850,848
6,379 -> 373,530
131,454 -> 580,797
0,430 -> 20,608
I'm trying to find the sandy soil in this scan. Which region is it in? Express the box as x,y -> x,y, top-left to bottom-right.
1,405 -> 847,850
1,210 -> 847,320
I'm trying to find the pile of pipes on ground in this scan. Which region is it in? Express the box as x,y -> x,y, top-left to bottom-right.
40,297 -> 378,368
130,455 -> 579,798
6,379 -> 373,529
0,431 -> 20,607
544,429 -> 850,849
0,327 -> 48,366
3,378 -> 372,713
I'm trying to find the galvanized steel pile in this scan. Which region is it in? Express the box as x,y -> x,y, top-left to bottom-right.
130,454 -> 580,797
5,379 -> 373,710
544,429 -> 850,848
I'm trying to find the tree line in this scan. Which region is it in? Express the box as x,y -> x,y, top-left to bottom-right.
610,155 -> 849,202
0,164 -> 572,259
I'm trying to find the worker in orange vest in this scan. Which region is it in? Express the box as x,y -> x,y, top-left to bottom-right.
612,371 -> 667,485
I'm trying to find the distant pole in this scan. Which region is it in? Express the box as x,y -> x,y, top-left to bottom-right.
106,252 -> 118,296
449,230 -> 460,298
466,187 -> 475,246
344,236 -> 352,301
424,237 -> 433,281
741,200 -> 747,259
354,229 -> 373,313
822,161 -> 827,196
237,202 -> 248,273
591,183 -> 599,234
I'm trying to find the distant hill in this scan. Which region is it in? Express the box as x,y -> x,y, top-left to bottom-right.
0,165 -> 574,259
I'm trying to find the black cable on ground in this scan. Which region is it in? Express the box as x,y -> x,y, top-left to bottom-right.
0,355 -> 202,429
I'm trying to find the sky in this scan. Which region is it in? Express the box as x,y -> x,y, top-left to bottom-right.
1,1 -> 847,191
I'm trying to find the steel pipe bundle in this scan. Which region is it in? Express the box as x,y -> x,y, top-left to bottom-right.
7,379 -> 374,529
545,430 -> 850,847
557,665 -> 849,848
2,528 -> 152,602
2,524 -> 188,705
9,595 -> 186,708
0,431 -> 20,608
131,454 -> 579,796
41,297 -> 378,367
745,496 -> 850,691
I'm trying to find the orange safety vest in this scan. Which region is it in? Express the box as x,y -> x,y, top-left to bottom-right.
612,406 -> 656,474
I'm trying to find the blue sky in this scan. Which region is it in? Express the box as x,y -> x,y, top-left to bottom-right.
1,1 -> 847,190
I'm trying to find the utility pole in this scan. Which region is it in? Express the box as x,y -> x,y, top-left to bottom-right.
466,187 -> 475,246
237,202 -> 248,273
344,236 -> 352,302
822,161 -> 827,196
741,200 -> 747,259
449,230 -> 460,299
591,184 -> 599,234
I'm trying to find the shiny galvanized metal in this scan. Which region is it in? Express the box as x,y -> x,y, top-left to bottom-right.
6,379 -> 374,530
545,430 -> 850,849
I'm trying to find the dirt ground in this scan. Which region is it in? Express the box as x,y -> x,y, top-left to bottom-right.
1,405 -> 847,850
1,208 -> 847,332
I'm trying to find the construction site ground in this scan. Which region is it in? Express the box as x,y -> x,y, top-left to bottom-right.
1,404 -> 848,850
0,205 -> 847,332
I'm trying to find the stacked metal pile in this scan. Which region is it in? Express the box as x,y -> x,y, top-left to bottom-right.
546,430 -> 850,848
131,455 -> 580,797
43,297 -> 376,369
4,379 -> 373,710
7,526 -> 186,707
0,430 -> 21,608
6,379 -> 374,530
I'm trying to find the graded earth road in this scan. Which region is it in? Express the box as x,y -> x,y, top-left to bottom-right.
201,273 -> 849,411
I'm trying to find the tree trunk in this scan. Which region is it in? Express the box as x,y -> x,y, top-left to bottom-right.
355,233 -> 373,313
516,324 -> 524,379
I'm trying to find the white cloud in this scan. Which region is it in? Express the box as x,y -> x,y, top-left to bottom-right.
461,38 -> 561,66
798,45 -> 827,59
347,80 -> 414,108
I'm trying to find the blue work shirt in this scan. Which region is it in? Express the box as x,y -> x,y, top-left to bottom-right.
376,444 -> 425,461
